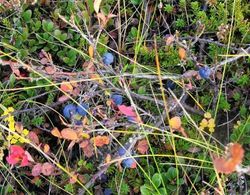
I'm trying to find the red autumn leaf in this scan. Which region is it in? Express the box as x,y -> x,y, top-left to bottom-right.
28,131 -> 40,145
61,128 -> 78,141
213,143 -> 244,174
51,127 -> 62,138
6,145 -> 29,167
92,135 -> 110,147
32,163 -> 42,177
137,139 -> 149,154
60,82 -> 73,93
41,162 -> 54,176
118,105 -> 137,117
79,140 -> 94,158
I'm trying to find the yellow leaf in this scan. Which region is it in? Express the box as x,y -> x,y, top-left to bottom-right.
94,0 -> 102,14
204,112 -> 212,119
88,45 -> 94,58
169,116 -> 182,130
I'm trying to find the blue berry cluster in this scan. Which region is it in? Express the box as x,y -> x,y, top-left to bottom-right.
199,66 -> 211,79
63,103 -> 89,125
118,145 -> 137,168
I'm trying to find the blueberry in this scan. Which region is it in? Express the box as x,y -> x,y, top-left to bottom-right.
111,94 -> 123,105
63,104 -> 77,119
104,188 -> 112,195
102,52 -> 114,65
164,79 -> 176,90
76,103 -> 89,116
122,158 -> 136,168
118,144 -> 129,156
199,66 -> 211,79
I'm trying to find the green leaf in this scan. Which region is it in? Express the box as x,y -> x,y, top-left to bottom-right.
140,185 -> 153,195
42,20 -> 54,32
158,188 -> 167,195
9,73 -> 16,88
152,173 -> 161,188
22,10 -> 32,22
131,0 -> 142,5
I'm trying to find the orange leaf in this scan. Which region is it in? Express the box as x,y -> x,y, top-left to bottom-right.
51,127 -> 62,138
61,128 -> 78,141
92,135 -> 110,147
60,81 -> 73,93
169,116 -> 182,130
213,143 -> 244,174
178,47 -> 186,60
88,45 -> 94,58
137,139 -> 149,154
43,144 -> 50,153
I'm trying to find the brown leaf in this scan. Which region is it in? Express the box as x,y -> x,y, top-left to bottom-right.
51,127 -> 62,138
41,162 -> 54,176
61,128 -> 78,141
28,131 -> 40,145
80,140 -> 94,158
15,122 -> 23,134
137,139 -> 149,154
92,135 -> 110,147
45,66 -> 56,75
